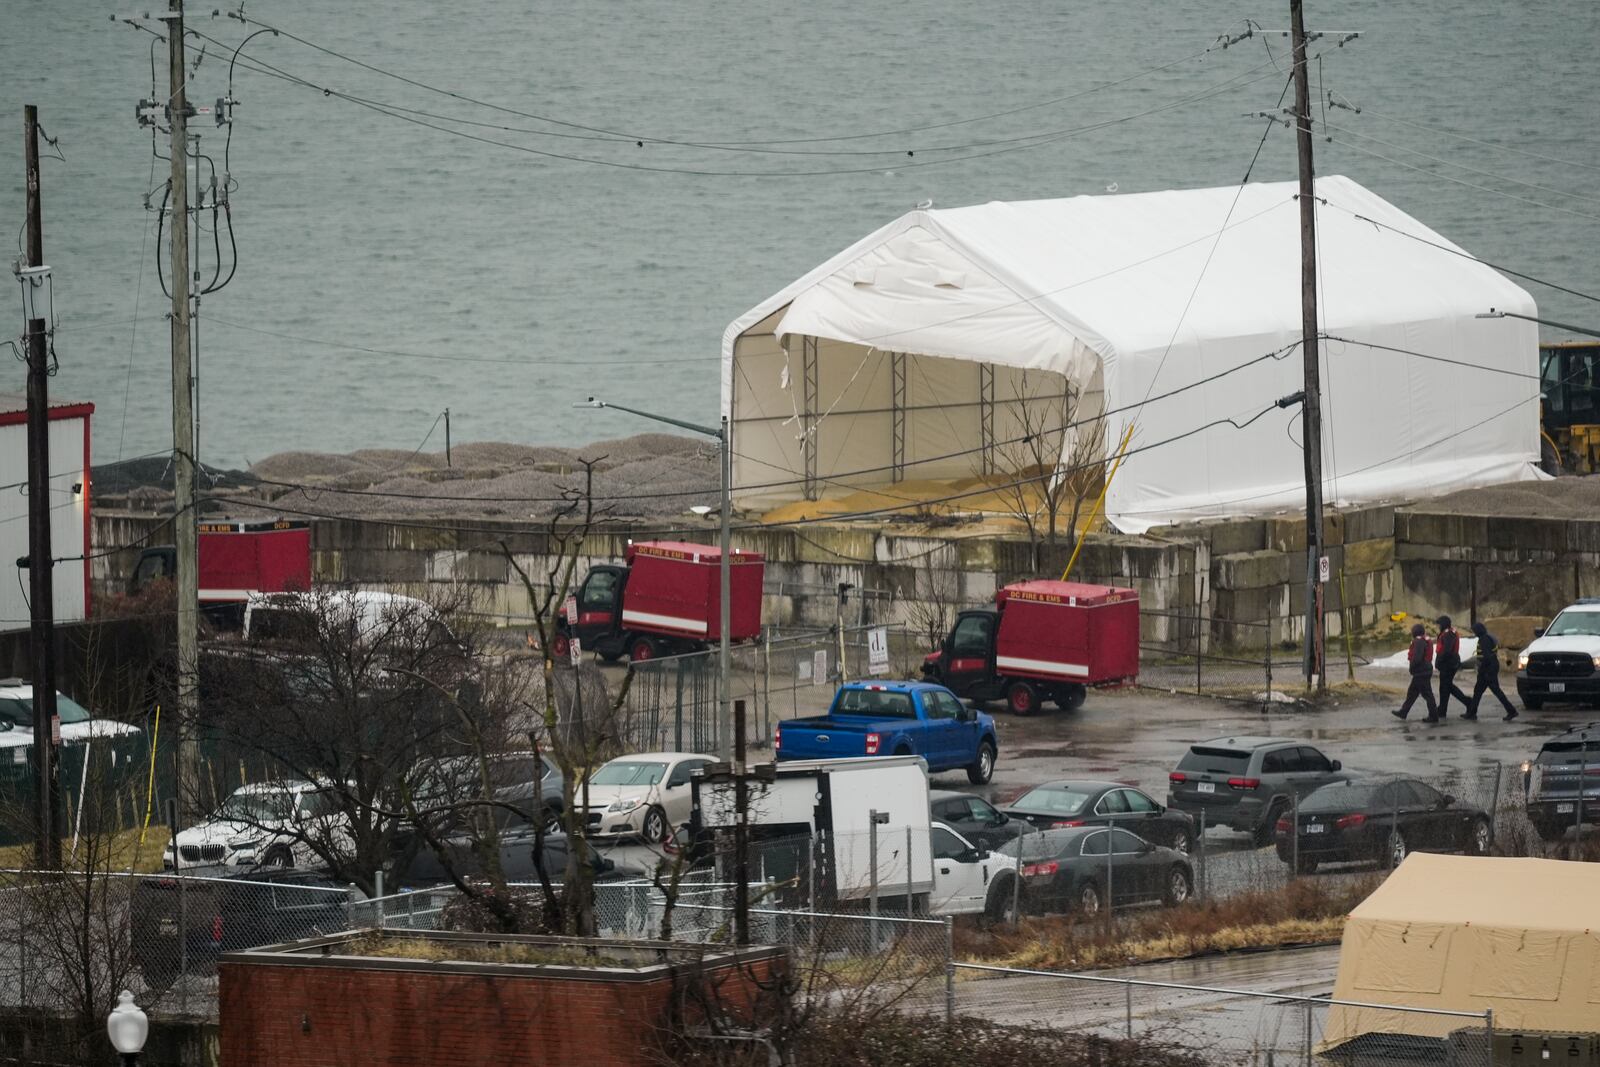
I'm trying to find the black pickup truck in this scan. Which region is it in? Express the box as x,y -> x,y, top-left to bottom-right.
130,868 -> 352,990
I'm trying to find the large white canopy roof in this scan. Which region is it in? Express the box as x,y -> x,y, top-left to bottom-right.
722,176 -> 1541,531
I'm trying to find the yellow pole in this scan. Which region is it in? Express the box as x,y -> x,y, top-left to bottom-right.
139,704 -> 161,846
1061,424 -> 1136,581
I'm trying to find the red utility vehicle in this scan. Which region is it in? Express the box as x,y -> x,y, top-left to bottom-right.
922,579 -> 1139,715
127,519 -> 312,629
553,541 -> 764,663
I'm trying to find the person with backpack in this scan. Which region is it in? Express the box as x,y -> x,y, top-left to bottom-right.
1466,620 -> 1518,721
1392,622 -> 1440,722
1434,615 -> 1472,717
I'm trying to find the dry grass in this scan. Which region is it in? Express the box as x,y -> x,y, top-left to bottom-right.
343,933 -> 641,968
0,826 -> 169,874
955,876 -> 1377,971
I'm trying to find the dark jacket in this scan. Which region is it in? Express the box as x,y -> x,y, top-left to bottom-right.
1475,628 -> 1500,672
1435,628 -> 1462,671
1408,635 -> 1434,677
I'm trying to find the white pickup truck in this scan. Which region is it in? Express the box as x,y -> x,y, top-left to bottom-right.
692,754 -> 1019,918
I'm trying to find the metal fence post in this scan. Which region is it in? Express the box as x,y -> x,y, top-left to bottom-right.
1485,1007 -> 1495,1067
905,825 -> 914,917
943,916 -> 955,1024
1124,979 -> 1133,1039
1105,832 -> 1114,923
1265,601 -> 1274,706
1195,600 -> 1203,695
375,871 -> 385,930
1303,996 -> 1313,1067
1291,792 -> 1300,878
1198,810 -> 1208,900
178,874 -> 189,1015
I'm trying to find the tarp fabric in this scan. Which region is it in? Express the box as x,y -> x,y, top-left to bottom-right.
722,176 -> 1541,531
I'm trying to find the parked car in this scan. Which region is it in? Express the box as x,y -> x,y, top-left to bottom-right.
0,681 -> 142,745
775,681 -> 999,784
1273,777 -> 1493,872
1515,599 -> 1600,710
1002,780 -> 1197,853
928,821 -> 1022,920
398,827 -> 614,888
130,867 -> 351,990
930,790 -> 1025,851
165,781 -> 352,870
410,751 -> 565,833
1523,722 -> 1600,840
579,752 -> 715,842
999,826 -> 1193,916
1167,737 -> 1347,845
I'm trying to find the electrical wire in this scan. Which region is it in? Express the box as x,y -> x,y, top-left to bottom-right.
118,149 -> 162,461
1316,198 -> 1600,305
228,11 -> 1246,152
201,315 -> 719,366
1331,96 -> 1600,175
1321,335 -> 1542,379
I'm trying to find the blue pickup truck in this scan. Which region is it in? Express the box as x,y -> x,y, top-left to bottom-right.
775,681 -> 999,784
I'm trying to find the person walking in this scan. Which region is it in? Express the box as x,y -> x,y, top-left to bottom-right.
1393,623 -> 1440,722
1434,615 -> 1471,718
1466,620 -> 1518,721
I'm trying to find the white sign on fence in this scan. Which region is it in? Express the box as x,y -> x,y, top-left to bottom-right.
564,596 -> 578,625
867,627 -> 890,675
813,650 -> 828,687
1318,555 -> 1330,584
797,658 -> 812,682
569,636 -> 583,667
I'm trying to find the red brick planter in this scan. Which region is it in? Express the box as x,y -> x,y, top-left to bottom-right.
220,930 -> 787,1067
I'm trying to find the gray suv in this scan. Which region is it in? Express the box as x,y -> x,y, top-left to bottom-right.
1523,722 -> 1600,841
1167,737 -> 1346,845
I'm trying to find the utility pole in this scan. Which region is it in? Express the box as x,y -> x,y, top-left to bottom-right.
1290,0 -> 1327,692
22,105 -> 62,870
166,0 -> 202,818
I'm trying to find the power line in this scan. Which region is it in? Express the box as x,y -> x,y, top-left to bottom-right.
201,315 -> 716,367
1316,197 -> 1600,305
1325,134 -> 1600,226
1322,121 -> 1600,207
1321,335 -> 1542,379
1333,97 -> 1600,175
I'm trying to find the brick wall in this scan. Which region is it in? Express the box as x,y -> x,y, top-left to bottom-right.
219,950 -> 784,1067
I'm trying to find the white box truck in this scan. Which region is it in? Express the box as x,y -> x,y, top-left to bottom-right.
692,755 -> 934,910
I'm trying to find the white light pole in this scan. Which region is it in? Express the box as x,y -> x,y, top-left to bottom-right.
575,398 -> 734,760
107,989 -> 149,1065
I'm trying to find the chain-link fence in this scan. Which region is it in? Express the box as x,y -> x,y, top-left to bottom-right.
935,962 -> 1496,1067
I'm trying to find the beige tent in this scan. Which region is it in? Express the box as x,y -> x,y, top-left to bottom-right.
1324,853 -> 1600,1048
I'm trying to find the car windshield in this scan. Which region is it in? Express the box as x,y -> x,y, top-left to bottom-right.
1541,740 -> 1600,762
591,761 -> 666,786
1177,746 -> 1250,775
997,831 -> 1073,862
0,693 -> 93,727
833,689 -> 916,718
1300,782 -> 1383,813
1544,610 -> 1600,638
217,792 -> 295,822
1011,786 -> 1092,815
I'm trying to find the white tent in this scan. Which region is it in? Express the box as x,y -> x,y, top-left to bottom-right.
721,176 -> 1541,532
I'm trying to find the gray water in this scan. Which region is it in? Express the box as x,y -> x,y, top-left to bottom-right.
4,1 -> 1597,469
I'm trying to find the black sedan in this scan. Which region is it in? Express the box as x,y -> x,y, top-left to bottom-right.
1003,780 -> 1198,854
930,790 -> 1027,850
1273,777 -> 1494,872
999,826 -> 1193,916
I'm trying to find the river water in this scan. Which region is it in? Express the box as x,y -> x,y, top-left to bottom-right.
4,0 -> 1597,468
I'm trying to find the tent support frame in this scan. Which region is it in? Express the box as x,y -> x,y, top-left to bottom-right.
891,352 -> 907,483
803,335 -> 819,501
979,363 -> 996,476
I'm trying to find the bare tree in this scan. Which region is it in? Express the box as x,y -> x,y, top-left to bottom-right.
982,374 -> 1108,572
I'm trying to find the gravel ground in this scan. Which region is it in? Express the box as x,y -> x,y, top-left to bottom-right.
1416,472 -> 1600,517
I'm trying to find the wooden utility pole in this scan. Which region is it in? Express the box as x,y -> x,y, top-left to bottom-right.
1290,0 -> 1327,692
22,105 -> 62,869
166,0 -> 201,817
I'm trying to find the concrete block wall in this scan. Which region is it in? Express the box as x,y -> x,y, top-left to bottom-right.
1392,511 -> 1600,622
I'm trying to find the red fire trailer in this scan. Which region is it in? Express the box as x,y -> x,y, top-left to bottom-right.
922,579 -> 1139,714
127,519 -> 313,629
555,541 -> 765,663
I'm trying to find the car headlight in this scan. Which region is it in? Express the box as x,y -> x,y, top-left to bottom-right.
227,838 -> 263,852
607,797 -> 643,814
1518,652 -> 1531,670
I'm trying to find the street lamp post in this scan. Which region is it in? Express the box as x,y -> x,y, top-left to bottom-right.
575,398 -> 734,760
107,989 -> 148,1065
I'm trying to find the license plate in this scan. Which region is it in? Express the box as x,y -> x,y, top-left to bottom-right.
1305,823 -> 1326,834
158,918 -> 178,936
1550,683 -> 1566,693
1197,782 -> 1215,794
1558,803 -> 1575,814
